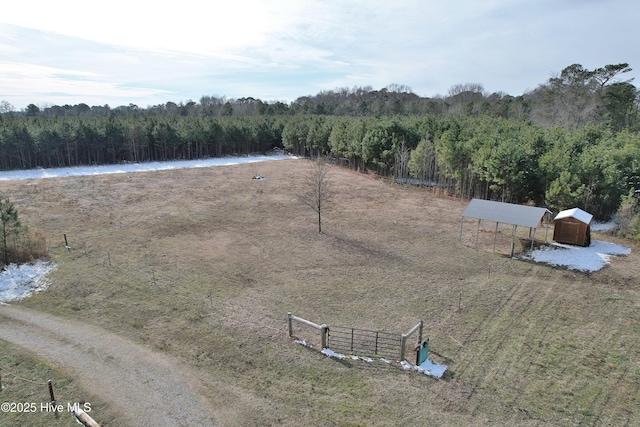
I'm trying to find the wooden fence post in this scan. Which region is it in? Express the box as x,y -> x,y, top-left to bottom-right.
288,313 -> 329,349
47,380 -> 55,406
320,325 -> 327,349
401,321 -> 424,361
48,379 -> 59,418
73,407 -> 101,427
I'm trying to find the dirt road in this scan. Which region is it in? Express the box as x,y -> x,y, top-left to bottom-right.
0,304 -> 217,426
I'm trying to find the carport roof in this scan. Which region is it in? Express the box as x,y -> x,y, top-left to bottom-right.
461,198 -> 549,228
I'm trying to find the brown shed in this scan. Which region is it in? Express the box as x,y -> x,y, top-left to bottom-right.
553,208 -> 593,247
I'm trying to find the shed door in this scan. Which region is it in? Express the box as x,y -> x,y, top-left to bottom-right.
558,222 -> 580,244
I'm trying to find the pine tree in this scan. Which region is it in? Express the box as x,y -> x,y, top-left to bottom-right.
0,197 -> 24,266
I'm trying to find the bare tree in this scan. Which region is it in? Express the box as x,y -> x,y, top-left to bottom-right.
0,100 -> 15,114
447,83 -> 486,101
299,157 -> 332,233
394,139 -> 410,182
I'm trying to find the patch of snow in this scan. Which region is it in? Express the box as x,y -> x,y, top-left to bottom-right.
321,348 -> 346,359
518,239 -> 630,272
0,154 -> 296,181
298,336 -> 443,375
591,220 -> 616,232
401,359 -> 448,378
320,348 -> 405,367
347,355 -> 373,363
0,261 -> 56,303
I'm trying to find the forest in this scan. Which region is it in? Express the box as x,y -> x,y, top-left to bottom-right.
1,63 -> 639,237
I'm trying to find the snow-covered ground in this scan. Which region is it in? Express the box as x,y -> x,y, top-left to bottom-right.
517,239 -> 630,272
0,261 -> 56,304
591,220 -> 617,232
0,154 -> 294,181
299,340 -> 449,378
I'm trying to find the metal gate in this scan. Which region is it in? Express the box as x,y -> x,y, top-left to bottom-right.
327,326 -> 402,359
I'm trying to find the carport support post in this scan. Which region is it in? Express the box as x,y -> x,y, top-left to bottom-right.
510,224 -> 517,257
493,222 -> 499,252
287,312 -> 293,337
545,212 -> 550,242
531,228 -> 536,251
475,219 -> 481,249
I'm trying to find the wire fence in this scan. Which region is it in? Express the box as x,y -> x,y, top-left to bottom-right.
326,326 -> 402,359
287,312 -> 423,361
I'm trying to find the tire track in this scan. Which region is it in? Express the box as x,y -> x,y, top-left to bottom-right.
0,304 -> 217,427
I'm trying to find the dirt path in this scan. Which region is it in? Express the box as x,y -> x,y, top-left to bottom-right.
0,304 -> 217,426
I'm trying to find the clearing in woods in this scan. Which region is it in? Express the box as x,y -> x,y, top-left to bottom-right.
1,158 -> 639,426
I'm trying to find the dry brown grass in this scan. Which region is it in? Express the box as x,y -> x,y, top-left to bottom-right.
2,158 -> 640,426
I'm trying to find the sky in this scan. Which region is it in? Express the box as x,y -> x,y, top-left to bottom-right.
1,0 -> 639,110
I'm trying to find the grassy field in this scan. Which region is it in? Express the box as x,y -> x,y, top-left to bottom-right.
0,340 -> 110,427
1,158 -> 640,426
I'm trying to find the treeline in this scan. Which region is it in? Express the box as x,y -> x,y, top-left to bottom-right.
0,115 -> 283,168
4,64 -> 637,131
1,112 -> 639,218
280,115 -> 640,220
0,63 -> 639,226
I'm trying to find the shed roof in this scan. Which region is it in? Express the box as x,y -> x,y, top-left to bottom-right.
554,208 -> 593,225
461,198 -> 549,228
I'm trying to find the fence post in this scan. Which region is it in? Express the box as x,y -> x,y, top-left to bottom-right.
400,335 -> 407,361
48,380 -> 55,405
320,324 -> 327,349
401,321 -> 424,361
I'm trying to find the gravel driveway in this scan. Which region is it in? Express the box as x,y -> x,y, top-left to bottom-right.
0,304 -> 217,426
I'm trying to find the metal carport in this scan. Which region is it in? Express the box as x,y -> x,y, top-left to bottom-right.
460,199 -> 551,257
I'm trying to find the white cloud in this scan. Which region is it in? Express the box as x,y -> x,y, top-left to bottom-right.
1,0 -> 639,109
3,0 -> 304,55
0,61 -> 171,108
